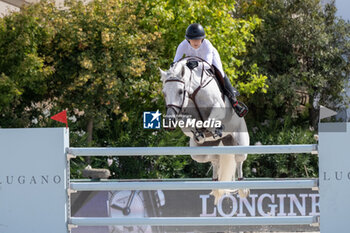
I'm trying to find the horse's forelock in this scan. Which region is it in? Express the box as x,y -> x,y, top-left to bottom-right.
170,60 -> 187,79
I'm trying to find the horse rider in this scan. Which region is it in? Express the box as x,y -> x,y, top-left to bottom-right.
173,23 -> 248,118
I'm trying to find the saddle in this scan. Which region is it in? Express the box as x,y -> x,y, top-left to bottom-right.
210,65 -> 226,96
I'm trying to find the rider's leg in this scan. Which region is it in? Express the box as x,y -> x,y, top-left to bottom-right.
223,75 -> 248,117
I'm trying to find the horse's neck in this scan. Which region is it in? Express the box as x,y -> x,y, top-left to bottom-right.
194,77 -> 223,106
181,61 -> 223,107
185,70 -> 200,89
187,68 -> 211,91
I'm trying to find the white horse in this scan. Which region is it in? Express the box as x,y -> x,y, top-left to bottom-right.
160,56 -> 250,204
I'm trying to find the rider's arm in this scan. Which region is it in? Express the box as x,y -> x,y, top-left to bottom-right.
173,40 -> 187,62
200,39 -> 214,64
212,47 -> 225,77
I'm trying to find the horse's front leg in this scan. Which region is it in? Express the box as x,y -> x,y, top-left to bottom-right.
189,138 -> 219,180
207,103 -> 226,139
191,129 -> 205,144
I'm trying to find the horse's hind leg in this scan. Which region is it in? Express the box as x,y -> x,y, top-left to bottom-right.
236,155 -> 250,198
190,154 -> 219,180
235,154 -> 247,180
212,159 -> 219,181
211,153 -> 236,204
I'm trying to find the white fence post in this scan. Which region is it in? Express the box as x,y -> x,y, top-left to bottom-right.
318,123 -> 350,233
0,128 -> 69,233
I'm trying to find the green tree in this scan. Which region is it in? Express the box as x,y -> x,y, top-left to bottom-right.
0,0 -> 165,178
0,3 -> 56,127
49,0 -> 162,143
245,119 -> 318,178
149,0 -> 268,96
235,0 -> 350,127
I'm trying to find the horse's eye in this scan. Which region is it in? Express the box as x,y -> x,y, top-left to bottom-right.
178,90 -> 183,95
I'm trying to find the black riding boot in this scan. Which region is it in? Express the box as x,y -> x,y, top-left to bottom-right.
223,75 -> 248,117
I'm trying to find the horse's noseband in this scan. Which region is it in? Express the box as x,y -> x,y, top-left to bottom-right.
164,79 -> 187,115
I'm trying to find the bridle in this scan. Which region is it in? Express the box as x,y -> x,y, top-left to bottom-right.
164,56 -> 216,121
164,79 -> 186,115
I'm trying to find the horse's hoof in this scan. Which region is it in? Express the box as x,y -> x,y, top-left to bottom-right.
210,190 -> 223,205
212,126 -> 223,139
192,131 -> 205,144
215,129 -> 223,138
238,188 -> 250,198
194,135 -> 205,144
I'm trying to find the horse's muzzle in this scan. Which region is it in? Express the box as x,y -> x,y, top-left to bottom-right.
164,108 -> 177,130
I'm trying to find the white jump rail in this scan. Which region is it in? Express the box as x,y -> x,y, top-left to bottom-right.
69,216 -> 318,226
67,144 -> 318,156
70,179 -> 318,191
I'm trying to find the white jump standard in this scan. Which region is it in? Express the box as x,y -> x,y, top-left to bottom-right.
0,123 -> 349,233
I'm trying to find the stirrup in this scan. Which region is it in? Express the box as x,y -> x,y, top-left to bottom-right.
233,101 -> 248,117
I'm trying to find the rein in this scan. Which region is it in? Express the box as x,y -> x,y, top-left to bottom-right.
188,61 -> 213,122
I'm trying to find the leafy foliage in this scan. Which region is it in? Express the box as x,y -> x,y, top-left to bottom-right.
49,0 -> 163,143
0,3 -> 56,126
235,0 -> 350,127
245,118 -> 318,178
152,0 -> 268,95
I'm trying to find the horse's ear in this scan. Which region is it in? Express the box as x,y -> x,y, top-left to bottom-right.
159,68 -> 167,82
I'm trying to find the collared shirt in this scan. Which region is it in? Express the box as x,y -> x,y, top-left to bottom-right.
173,39 -> 225,77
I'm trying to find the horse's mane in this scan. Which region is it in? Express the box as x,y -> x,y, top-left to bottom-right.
167,57 -> 209,84
169,59 -> 187,79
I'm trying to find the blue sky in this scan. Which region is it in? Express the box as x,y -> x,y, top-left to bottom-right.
334,0 -> 350,20
322,0 -> 349,20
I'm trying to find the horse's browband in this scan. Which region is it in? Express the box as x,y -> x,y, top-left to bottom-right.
165,79 -> 185,84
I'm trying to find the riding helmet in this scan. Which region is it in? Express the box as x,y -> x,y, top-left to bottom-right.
185,23 -> 205,40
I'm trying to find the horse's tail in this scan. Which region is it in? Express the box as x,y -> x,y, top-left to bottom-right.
211,154 -> 236,205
